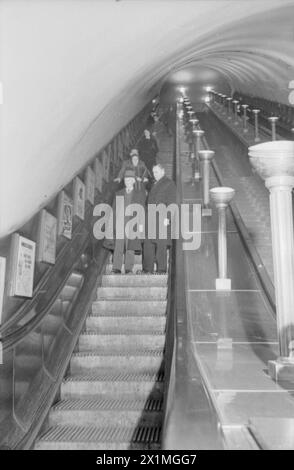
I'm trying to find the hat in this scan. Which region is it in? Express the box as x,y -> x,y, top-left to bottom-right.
130,149 -> 139,157
124,169 -> 136,178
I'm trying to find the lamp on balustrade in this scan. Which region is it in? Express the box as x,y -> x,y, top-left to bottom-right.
232,100 -> 239,125
221,95 -> 227,114
210,187 -> 235,290
189,118 -> 199,130
198,150 -> 215,216
192,129 -> 204,181
268,116 -> 279,141
241,104 -> 249,133
226,97 -> 233,120
252,109 -> 261,142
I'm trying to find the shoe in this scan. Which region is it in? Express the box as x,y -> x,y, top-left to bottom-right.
111,269 -> 121,274
125,270 -> 133,274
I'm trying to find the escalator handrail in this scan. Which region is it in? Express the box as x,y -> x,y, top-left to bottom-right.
162,104 -> 223,450
0,201 -> 94,337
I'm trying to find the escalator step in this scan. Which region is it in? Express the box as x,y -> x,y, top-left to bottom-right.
36,424 -> 162,449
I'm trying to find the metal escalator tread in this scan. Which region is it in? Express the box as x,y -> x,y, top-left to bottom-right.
90,311 -> 166,317
52,397 -> 163,412
82,329 -> 165,336
64,371 -> 165,383
38,424 -> 162,444
73,349 -> 164,357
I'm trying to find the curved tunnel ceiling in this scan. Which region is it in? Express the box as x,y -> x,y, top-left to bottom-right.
1,0 -> 294,236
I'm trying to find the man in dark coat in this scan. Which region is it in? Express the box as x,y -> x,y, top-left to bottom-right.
137,129 -> 159,174
105,169 -> 146,274
143,163 -> 177,274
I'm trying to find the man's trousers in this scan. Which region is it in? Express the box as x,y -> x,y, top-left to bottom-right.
143,239 -> 168,273
113,239 -> 134,272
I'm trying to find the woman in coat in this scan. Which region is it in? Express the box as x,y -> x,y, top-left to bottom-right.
114,148 -> 150,192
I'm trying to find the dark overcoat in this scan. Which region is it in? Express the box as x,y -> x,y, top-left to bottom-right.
103,187 -> 146,252
137,136 -> 159,172
146,175 -> 177,245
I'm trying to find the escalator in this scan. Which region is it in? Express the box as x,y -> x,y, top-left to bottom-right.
3,100 -> 288,451
35,259 -> 167,450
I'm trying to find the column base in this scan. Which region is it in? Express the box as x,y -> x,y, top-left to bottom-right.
202,207 -> 212,217
254,136 -> 261,142
243,128 -> 249,134
217,337 -> 233,349
216,278 -> 231,290
268,357 -> 294,383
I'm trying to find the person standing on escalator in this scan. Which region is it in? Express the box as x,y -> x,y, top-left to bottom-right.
137,129 -> 159,176
142,163 -> 177,274
114,148 -> 150,193
106,170 -> 146,274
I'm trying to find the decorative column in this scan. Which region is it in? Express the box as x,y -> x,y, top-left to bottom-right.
232,100 -> 239,125
241,104 -> 249,133
210,187 -> 235,290
221,95 -> 227,115
226,97 -> 233,120
249,140 -> 294,381
188,111 -> 194,123
198,150 -> 215,216
252,109 -> 261,142
193,129 -> 204,181
268,116 -> 279,141
217,93 -> 223,108
189,118 -> 199,130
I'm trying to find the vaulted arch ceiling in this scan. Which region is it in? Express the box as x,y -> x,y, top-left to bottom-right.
1,0 -> 294,236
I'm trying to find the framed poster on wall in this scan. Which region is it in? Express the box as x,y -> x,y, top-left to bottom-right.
9,234 -> 36,298
94,157 -> 103,192
85,166 -> 95,205
0,257 -> 6,324
57,191 -> 73,239
73,177 -> 85,220
36,209 -> 57,264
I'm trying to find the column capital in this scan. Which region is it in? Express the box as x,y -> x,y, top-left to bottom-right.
249,141 -> 294,180
193,129 -> 204,137
268,116 -> 279,122
265,175 -> 294,190
210,187 -> 235,208
198,150 -> 215,161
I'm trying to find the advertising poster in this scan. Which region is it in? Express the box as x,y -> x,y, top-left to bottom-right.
57,191 -> 73,239
73,177 -> 86,220
36,209 -> 57,264
9,234 -> 36,298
